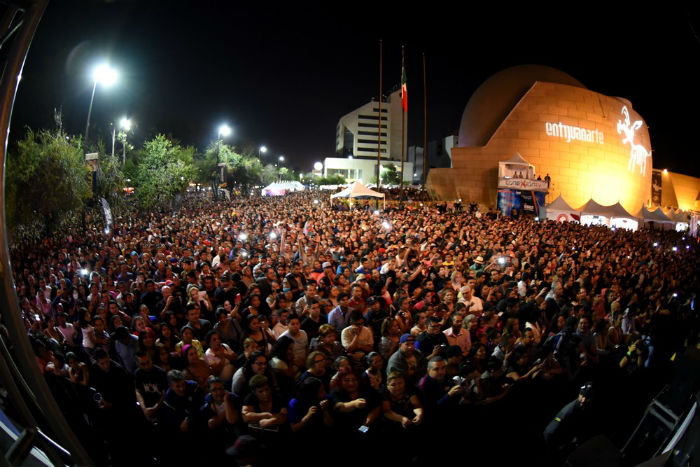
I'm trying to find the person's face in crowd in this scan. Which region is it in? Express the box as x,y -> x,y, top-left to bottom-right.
475,345 -> 486,361
181,328 -> 194,344
253,383 -> 271,403
210,381 -> 226,403
209,332 -> 222,350
427,320 -> 441,336
578,317 -> 590,334
339,295 -> 350,309
138,354 -> 153,372
387,375 -> 406,396
452,315 -> 464,331
186,346 -> 199,364
428,359 -> 447,382
322,330 -> 336,345
134,317 -> 147,332
400,338 -> 416,354
170,378 -> 187,397
248,317 -> 261,332
96,356 -> 111,372
187,307 -> 200,323
287,317 -> 301,336
252,356 -> 267,375
341,373 -> 358,394
142,332 -> 155,347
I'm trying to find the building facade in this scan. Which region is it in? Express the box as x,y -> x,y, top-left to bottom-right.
428,65 -> 653,214
325,89 -> 412,185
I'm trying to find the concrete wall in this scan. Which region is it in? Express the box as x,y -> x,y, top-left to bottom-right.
663,171 -> 700,211
428,81 -> 652,213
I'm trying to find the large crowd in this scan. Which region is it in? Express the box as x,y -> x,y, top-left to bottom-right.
7,190 -> 700,466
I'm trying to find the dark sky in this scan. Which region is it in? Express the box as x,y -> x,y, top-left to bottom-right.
11,2 -> 700,176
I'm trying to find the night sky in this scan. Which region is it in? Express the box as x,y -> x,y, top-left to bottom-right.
11,2 -> 700,176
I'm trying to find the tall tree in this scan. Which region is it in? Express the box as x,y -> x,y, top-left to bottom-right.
6,128 -> 91,238
132,134 -> 196,210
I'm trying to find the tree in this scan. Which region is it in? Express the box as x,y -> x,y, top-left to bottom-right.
381,163 -> 402,185
132,135 -> 196,210
93,144 -> 126,213
6,128 -> 91,239
261,164 -> 278,185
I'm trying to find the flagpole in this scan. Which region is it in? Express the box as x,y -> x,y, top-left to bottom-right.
400,45 -> 405,196
422,52 -> 427,187
377,39 -> 383,194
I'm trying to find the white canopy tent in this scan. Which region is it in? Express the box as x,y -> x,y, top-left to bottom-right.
546,194 -> 580,222
261,181 -> 305,197
331,181 -> 385,209
663,208 -> 690,232
578,199 -> 639,230
635,206 -> 675,230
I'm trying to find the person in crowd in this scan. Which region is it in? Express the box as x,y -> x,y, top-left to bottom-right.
205,330 -> 237,383
11,189 -> 699,465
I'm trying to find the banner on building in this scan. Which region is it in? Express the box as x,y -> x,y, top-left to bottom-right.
651,170 -> 662,206
498,189 -> 546,217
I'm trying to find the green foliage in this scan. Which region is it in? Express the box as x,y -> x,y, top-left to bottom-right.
381,163 -> 402,185
94,150 -> 125,213
202,141 -> 264,190
313,173 -> 347,185
261,164 -> 278,185
6,128 -> 91,238
132,134 -> 196,210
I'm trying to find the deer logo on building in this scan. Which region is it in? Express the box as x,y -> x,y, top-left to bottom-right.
617,106 -> 650,176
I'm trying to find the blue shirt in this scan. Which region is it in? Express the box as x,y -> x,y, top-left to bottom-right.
327,306 -> 351,332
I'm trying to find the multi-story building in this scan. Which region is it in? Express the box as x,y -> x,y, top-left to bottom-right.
324,89 -> 412,185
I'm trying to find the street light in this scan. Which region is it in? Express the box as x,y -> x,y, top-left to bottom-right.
118,117 -> 132,165
215,124 -> 232,197
85,63 -> 118,143
218,124 -> 232,139
259,145 -> 268,159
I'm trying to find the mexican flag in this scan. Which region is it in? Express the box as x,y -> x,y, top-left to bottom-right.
401,67 -> 407,112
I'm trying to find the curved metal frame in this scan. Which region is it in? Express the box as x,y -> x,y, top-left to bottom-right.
0,1 -> 92,465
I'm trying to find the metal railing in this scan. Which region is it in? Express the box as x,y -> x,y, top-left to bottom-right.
0,1 -> 92,465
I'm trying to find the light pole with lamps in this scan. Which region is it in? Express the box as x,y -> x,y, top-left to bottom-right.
111,117 -> 131,160
85,63 -> 117,143
277,155 -> 285,182
216,124 -> 232,197
259,145 -> 267,161
119,117 -> 132,165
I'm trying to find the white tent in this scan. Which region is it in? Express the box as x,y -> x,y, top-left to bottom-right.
578,199 -> 638,230
261,181 -> 305,196
546,194 -> 580,222
331,181 -> 385,209
635,206 -> 675,230
663,208 -> 690,232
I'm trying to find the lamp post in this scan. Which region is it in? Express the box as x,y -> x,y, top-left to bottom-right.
216,124 -> 232,197
119,117 -> 132,165
85,63 -> 117,144
111,117 -> 131,161
259,145 -> 267,161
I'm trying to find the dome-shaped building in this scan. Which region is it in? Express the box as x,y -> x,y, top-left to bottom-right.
428,65 -> 652,213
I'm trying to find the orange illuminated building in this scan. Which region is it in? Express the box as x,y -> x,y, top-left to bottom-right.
428,65 -> 654,213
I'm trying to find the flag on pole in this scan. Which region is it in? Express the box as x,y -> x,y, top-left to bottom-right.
401,62 -> 408,112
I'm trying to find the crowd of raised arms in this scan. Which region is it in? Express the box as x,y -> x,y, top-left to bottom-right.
8,189 -> 699,466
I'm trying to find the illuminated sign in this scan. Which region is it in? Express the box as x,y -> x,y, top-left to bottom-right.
545,122 -> 604,144
498,177 -> 549,191
617,106 -> 650,176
